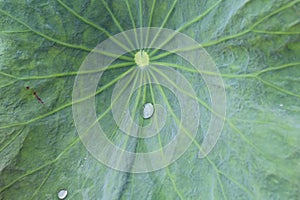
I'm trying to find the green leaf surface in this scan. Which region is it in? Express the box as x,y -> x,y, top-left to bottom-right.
0,0 -> 300,199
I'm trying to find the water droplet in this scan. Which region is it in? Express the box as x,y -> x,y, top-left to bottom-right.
58,189 -> 68,199
143,103 -> 154,119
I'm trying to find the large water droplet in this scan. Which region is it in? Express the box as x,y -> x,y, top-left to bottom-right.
143,103 -> 154,119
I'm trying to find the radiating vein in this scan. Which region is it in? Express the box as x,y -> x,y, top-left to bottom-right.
257,77 -> 300,99
0,81 -> 17,89
0,62 -> 134,81
139,0 -> 143,49
148,69 -> 247,199
252,29 -> 300,35
201,0 -> 300,47
152,62 -> 254,78
177,0 -> 223,32
146,71 -> 185,200
0,8 -> 133,61
0,68 -> 138,192
100,0 -> 136,50
255,62 -> 300,76
0,67 -> 135,129
125,0 -> 139,48
57,0 -> 135,56
29,169 -> 53,200
0,129 -> 23,153
145,0 -> 157,48
149,0 -> 222,57
147,0 -> 178,50
150,62 -> 299,158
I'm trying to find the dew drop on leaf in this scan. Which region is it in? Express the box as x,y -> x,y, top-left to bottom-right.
143,103 -> 154,119
57,189 -> 68,199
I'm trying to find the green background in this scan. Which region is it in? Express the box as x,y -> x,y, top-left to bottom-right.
0,0 -> 300,199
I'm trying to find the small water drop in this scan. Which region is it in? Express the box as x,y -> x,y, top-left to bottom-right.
58,189 -> 68,199
143,103 -> 154,119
